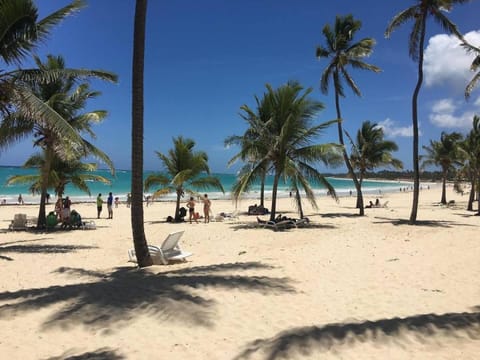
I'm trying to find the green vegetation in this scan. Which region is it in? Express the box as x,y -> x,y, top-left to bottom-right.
144,136 -> 224,221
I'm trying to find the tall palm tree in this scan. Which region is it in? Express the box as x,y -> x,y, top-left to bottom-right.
144,136 -> 224,220
385,0 -> 469,223
349,121 -> 403,207
458,115 -> 480,213
7,153 -> 112,198
0,55 -> 116,227
422,131 -> 463,205
131,0 -> 152,267
232,82 -> 342,221
316,14 -> 381,216
225,93 -> 273,209
0,0 -> 86,115
462,41 -> 480,100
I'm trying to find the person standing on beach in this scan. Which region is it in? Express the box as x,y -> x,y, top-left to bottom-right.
63,196 -> 72,221
186,197 -> 197,224
107,192 -> 114,219
203,194 -> 211,223
18,194 -> 24,205
126,193 -> 131,208
96,193 -> 103,219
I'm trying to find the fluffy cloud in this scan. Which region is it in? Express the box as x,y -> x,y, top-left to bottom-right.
424,30 -> 480,92
377,118 -> 419,137
429,96 -> 480,129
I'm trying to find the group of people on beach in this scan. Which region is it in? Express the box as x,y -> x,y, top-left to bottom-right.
186,194 -> 212,224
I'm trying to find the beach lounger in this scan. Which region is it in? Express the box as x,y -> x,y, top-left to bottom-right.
294,218 -> 310,227
128,230 -> 192,265
263,219 -> 296,231
9,214 -> 28,231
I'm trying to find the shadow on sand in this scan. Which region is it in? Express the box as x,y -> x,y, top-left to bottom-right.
371,216 -> 476,228
234,308 -> 480,359
45,347 -> 124,360
0,262 -> 295,332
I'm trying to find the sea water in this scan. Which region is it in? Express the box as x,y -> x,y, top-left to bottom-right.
0,166 -> 410,204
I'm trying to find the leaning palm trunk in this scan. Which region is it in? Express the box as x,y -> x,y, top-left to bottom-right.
269,171 -> 281,221
259,171 -> 266,208
131,0 -> 152,267
467,176 -> 475,211
355,173 -> 365,209
37,148 -> 53,228
174,189 -> 182,221
334,92 -> 364,215
409,14 -> 427,224
295,189 -> 304,219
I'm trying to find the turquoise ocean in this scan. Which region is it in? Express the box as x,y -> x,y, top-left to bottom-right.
0,166 -> 410,204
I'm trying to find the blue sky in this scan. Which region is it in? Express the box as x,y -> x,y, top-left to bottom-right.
4,0 -> 480,173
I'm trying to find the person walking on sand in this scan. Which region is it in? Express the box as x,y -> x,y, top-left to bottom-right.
107,192 -> 114,219
186,196 -> 197,224
203,194 -> 211,223
96,193 -> 104,219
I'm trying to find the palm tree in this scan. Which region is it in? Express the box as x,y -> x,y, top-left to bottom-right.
316,14 -> 381,216
0,0 -> 86,115
422,132 -> 463,205
0,55 -> 116,227
144,136 -> 224,220
462,41 -> 480,100
131,0 -> 152,267
349,121 -> 403,207
231,82 -> 342,221
385,0 -> 469,223
7,153 -> 112,198
458,115 -> 480,213
225,93 -> 273,209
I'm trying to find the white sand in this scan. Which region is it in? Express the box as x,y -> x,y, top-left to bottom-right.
0,185 -> 479,359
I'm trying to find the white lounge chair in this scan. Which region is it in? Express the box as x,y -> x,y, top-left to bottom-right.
263,219 -> 296,231
128,230 -> 192,265
9,214 -> 27,231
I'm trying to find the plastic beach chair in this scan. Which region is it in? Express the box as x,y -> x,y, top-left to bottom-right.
128,230 -> 192,265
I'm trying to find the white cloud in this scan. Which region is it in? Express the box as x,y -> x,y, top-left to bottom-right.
378,118 -> 420,137
428,97 -> 480,129
424,30 -> 480,92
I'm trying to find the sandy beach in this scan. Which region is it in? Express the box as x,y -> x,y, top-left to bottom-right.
0,185 -> 479,359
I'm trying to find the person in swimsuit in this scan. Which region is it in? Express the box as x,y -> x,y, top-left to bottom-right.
203,194 -> 211,223
186,197 -> 197,224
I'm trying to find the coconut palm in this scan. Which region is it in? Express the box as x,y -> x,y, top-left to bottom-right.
422,132 -> 463,205
231,82 -> 342,221
349,121 -> 403,207
316,14 -> 381,216
462,41 -> 480,100
0,0 -> 87,115
458,115 -> 480,213
225,93 -> 274,209
385,0 -> 469,223
7,153 -> 112,198
0,55 -> 116,227
130,0 -> 152,267
144,136 -> 224,221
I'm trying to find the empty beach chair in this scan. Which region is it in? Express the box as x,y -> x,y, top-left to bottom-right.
128,230 -> 192,265
9,214 -> 27,231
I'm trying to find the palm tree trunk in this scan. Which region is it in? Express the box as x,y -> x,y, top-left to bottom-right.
467,177 -> 475,211
295,189 -> 304,219
409,15 -> 427,225
356,172 -> 364,209
334,85 -> 364,215
259,170 -> 265,208
269,171 -> 280,221
37,149 -> 53,229
441,170 -> 447,204
131,0 -> 152,267
175,190 -> 181,221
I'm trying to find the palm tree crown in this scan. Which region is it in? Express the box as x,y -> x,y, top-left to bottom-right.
145,136 -> 224,220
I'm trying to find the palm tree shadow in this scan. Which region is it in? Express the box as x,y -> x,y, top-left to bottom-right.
0,261 -> 295,332
320,213 -> 362,219
372,217 -> 472,228
0,244 -> 97,258
234,308 -> 480,359
45,347 -> 124,360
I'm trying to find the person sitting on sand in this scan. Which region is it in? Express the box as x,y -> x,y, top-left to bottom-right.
365,201 -> 374,209
375,198 -> 380,207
